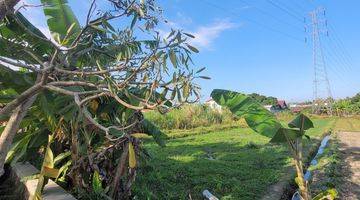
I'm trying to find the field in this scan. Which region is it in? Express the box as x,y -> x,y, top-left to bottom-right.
133,117 -> 341,199
333,117 -> 360,131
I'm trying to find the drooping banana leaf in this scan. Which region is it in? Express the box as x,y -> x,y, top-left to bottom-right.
0,12 -> 52,60
211,89 -> 282,138
270,128 -> 302,143
40,0 -> 80,44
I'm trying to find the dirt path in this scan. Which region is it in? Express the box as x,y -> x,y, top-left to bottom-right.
337,132 -> 360,200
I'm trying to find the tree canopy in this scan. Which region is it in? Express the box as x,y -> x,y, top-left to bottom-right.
0,0 -> 206,198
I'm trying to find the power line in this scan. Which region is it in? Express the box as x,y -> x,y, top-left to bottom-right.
289,0 -> 309,13
199,0 -> 304,42
238,0 -> 304,31
266,0 -> 304,23
324,54 -> 356,89
327,24 -> 354,71
323,37 -> 351,73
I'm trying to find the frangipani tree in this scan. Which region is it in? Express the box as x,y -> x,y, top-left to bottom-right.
211,89 -> 336,200
0,0 -> 205,198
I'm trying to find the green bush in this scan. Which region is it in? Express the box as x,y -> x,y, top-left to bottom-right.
144,104 -> 236,130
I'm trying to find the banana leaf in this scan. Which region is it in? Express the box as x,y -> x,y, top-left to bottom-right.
211,89 -> 282,138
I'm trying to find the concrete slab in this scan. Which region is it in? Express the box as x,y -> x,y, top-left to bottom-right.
11,163 -> 76,200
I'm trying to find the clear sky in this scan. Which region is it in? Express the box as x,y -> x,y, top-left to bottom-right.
20,0 -> 360,102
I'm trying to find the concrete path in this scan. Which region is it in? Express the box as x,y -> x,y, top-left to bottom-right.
337,132 -> 360,200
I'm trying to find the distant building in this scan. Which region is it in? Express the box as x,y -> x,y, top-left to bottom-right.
289,103 -> 312,113
264,105 -> 273,111
205,98 -> 222,111
276,100 -> 288,110
264,100 -> 288,113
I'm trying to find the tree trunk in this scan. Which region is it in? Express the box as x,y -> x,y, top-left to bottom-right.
0,94 -> 38,177
0,0 -> 21,21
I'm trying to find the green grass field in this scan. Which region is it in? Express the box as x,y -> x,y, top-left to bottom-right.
133,118 -> 337,199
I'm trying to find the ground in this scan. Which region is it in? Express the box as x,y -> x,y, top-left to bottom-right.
133,117 -> 337,199
337,131 -> 360,200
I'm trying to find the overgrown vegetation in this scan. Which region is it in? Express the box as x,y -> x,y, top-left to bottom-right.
333,92 -> 360,115
144,104 -> 236,130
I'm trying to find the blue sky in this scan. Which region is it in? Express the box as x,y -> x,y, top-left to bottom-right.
20,0 -> 360,102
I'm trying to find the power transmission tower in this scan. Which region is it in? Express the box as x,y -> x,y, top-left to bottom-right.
309,8 -> 333,115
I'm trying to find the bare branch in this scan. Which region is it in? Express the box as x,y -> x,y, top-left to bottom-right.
49,81 -> 99,88
0,57 -> 39,71
54,65 -> 127,76
79,92 -> 108,106
43,85 -> 76,96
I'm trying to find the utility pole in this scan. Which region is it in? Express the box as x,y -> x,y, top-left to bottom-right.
309,8 -> 333,115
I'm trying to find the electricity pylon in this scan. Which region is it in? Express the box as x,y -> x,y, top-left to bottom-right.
309,8 -> 333,115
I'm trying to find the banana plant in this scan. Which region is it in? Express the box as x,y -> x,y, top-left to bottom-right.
33,134 -> 60,200
18,134 -> 64,200
211,89 -> 337,200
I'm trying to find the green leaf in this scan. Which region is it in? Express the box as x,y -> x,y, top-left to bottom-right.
312,188 -> 338,200
196,67 -> 206,74
199,76 -> 211,80
0,12 -> 52,59
186,44 -> 199,53
0,65 -> 35,93
56,160 -> 72,181
108,127 -> 125,137
92,171 -> 103,193
183,32 -> 195,38
169,50 -> 177,68
5,134 -> 32,164
40,0 -> 80,43
141,119 -> 166,147
130,14 -> 138,29
54,151 -> 71,166
288,113 -> 314,130
270,128 -> 302,143
211,89 -> 282,137
38,94 -> 57,132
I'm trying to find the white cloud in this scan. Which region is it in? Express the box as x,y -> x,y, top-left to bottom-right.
189,20 -> 238,49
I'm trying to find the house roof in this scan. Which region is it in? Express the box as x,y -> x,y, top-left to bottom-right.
277,100 -> 287,108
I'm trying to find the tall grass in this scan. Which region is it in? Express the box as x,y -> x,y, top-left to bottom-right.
144,104 -> 238,130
